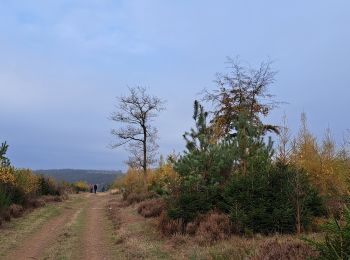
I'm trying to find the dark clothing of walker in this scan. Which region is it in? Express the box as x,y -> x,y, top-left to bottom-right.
93,184 -> 97,194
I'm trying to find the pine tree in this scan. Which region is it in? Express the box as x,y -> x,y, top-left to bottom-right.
0,142 -> 10,168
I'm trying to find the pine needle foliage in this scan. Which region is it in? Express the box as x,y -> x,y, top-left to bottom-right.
306,206 -> 350,259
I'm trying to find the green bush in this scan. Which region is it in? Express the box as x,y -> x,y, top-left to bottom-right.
306,206 -> 350,259
220,164 -> 325,234
0,185 -> 11,215
167,190 -> 212,224
37,175 -> 61,196
167,140 -> 235,224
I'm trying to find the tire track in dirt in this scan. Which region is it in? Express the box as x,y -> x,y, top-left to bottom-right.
3,195 -> 88,260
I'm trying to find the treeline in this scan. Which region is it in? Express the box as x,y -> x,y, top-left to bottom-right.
113,59 -> 350,258
34,169 -> 121,190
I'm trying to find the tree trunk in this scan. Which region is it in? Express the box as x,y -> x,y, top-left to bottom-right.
142,126 -> 147,186
296,198 -> 301,234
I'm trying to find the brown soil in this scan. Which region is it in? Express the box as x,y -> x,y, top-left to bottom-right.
80,193 -> 112,260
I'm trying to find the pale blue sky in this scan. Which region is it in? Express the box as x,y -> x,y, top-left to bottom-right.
0,1 -> 349,170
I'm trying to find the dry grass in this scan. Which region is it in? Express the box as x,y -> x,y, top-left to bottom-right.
28,194 -> 68,209
195,212 -> 231,245
252,237 -> 318,260
110,189 -> 121,195
41,195 -> 63,203
185,221 -> 198,235
123,192 -> 156,206
27,198 -> 46,208
9,204 -> 24,218
137,199 -> 164,218
3,210 -> 11,221
158,212 -> 183,235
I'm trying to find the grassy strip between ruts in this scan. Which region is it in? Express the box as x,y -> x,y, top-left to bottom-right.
0,195 -> 82,257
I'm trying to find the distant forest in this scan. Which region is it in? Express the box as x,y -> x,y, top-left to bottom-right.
34,169 -> 124,189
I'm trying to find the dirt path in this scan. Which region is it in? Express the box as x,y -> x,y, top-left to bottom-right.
2,193 -> 116,260
3,195 -> 87,260
80,193 -> 112,260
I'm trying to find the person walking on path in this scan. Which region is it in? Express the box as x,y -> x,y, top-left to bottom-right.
93,184 -> 97,194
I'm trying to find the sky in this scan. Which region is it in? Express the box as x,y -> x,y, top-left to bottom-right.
0,0 -> 349,171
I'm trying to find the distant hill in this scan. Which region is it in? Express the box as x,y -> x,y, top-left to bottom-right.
34,169 -> 124,190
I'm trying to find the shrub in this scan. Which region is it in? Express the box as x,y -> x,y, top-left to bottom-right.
3,210 -> 11,221
37,175 -> 61,196
9,204 -> 23,218
306,206 -> 350,259
0,185 -> 11,215
0,167 -> 15,185
148,163 -> 179,196
185,221 -> 199,235
124,192 -> 155,205
158,212 -> 183,235
254,238 -> 318,260
195,212 -> 231,244
114,168 -> 145,196
14,169 -> 38,197
27,198 -> 46,208
73,181 -> 89,193
167,191 -> 213,224
137,199 -> 165,218
220,164 -> 325,234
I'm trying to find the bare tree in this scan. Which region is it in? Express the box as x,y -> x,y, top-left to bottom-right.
277,112 -> 292,164
110,87 -> 165,182
204,57 -> 280,139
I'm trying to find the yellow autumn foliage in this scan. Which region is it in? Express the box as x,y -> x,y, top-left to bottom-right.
113,162 -> 179,195
73,181 -> 89,192
290,113 -> 350,197
14,169 -> 39,195
114,167 -> 145,194
0,167 -> 16,185
148,162 -> 179,193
